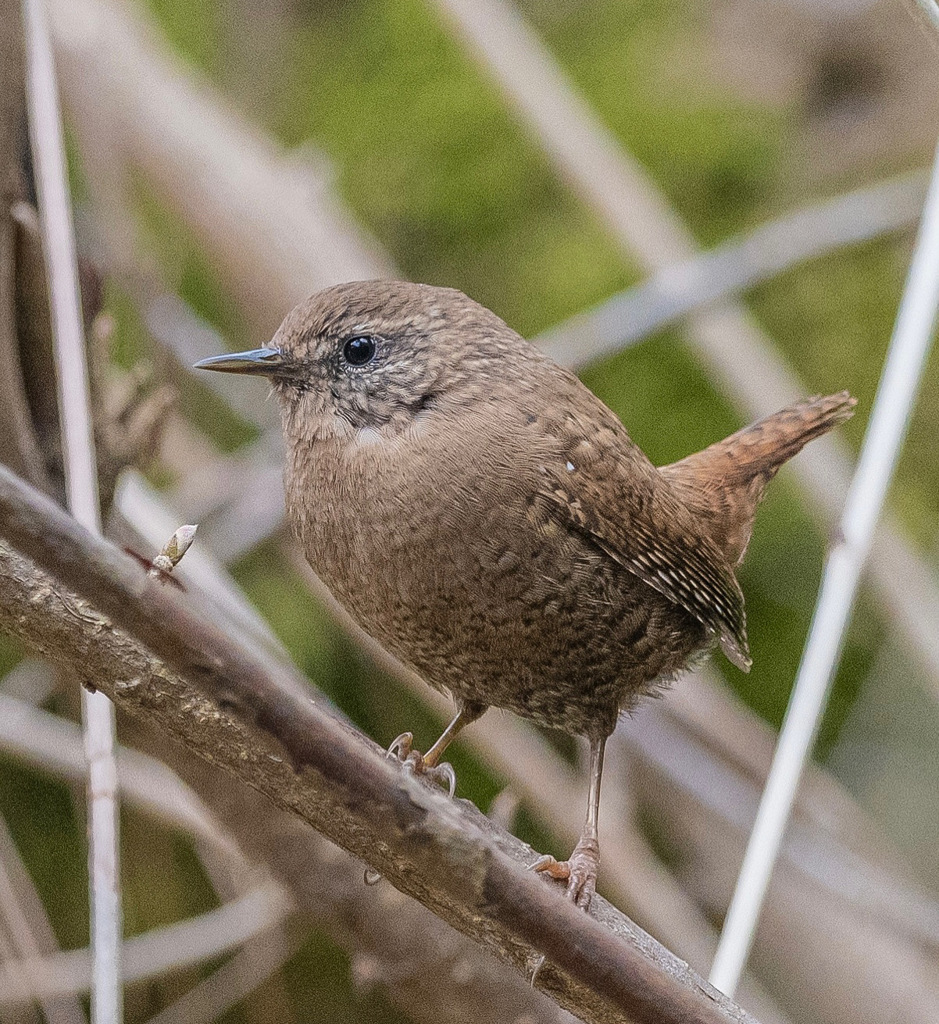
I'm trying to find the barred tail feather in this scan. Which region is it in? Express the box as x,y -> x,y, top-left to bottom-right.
660,391 -> 856,566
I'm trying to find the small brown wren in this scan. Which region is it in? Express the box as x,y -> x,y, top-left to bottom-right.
197,280 -> 855,907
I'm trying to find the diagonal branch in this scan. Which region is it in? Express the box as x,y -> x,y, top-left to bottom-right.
0,463 -> 759,1024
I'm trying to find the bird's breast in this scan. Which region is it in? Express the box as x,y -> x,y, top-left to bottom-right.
285,418 -> 558,627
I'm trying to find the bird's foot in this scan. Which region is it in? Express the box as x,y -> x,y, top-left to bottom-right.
386,732 -> 457,798
531,835 -> 600,910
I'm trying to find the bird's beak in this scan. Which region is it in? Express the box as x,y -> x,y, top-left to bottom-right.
194,347 -> 284,375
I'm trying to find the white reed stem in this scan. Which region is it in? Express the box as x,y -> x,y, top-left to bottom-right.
710,137 -> 939,997
23,0 -> 123,1020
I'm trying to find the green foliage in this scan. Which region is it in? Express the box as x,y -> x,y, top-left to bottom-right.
0,757 -> 89,948
277,0 -> 632,331
522,0 -> 784,243
276,931 -> 410,1024
0,635 -> 21,679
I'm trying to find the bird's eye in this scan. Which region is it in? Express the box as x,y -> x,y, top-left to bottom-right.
342,336 -> 377,366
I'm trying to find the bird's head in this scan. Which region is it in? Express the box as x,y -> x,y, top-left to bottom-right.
195,280 -> 528,437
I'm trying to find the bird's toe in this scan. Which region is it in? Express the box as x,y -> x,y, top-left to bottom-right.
532,836 -> 599,910
388,734 -> 457,797
387,731 -> 414,761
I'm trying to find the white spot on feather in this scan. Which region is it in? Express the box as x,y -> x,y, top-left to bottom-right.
355,427 -> 384,447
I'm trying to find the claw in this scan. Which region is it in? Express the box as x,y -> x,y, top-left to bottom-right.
387,731 -> 414,760
526,951 -> 546,988
531,836 -> 599,910
426,760 -> 457,798
387,732 -> 457,797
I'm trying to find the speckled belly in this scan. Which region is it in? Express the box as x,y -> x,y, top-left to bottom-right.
319,519 -> 710,740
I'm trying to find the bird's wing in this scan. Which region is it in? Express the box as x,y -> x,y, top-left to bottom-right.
534,406 -> 751,672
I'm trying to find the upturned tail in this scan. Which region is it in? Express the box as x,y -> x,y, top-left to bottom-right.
660,391 -> 856,566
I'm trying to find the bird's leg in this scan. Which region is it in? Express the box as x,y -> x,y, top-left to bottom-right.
388,701 -> 486,797
532,734 -> 605,909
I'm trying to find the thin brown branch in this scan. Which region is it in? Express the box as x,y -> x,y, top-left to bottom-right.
0,464 -> 758,1024
0,690 -> 576,1024
133,716 -> 581,1024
